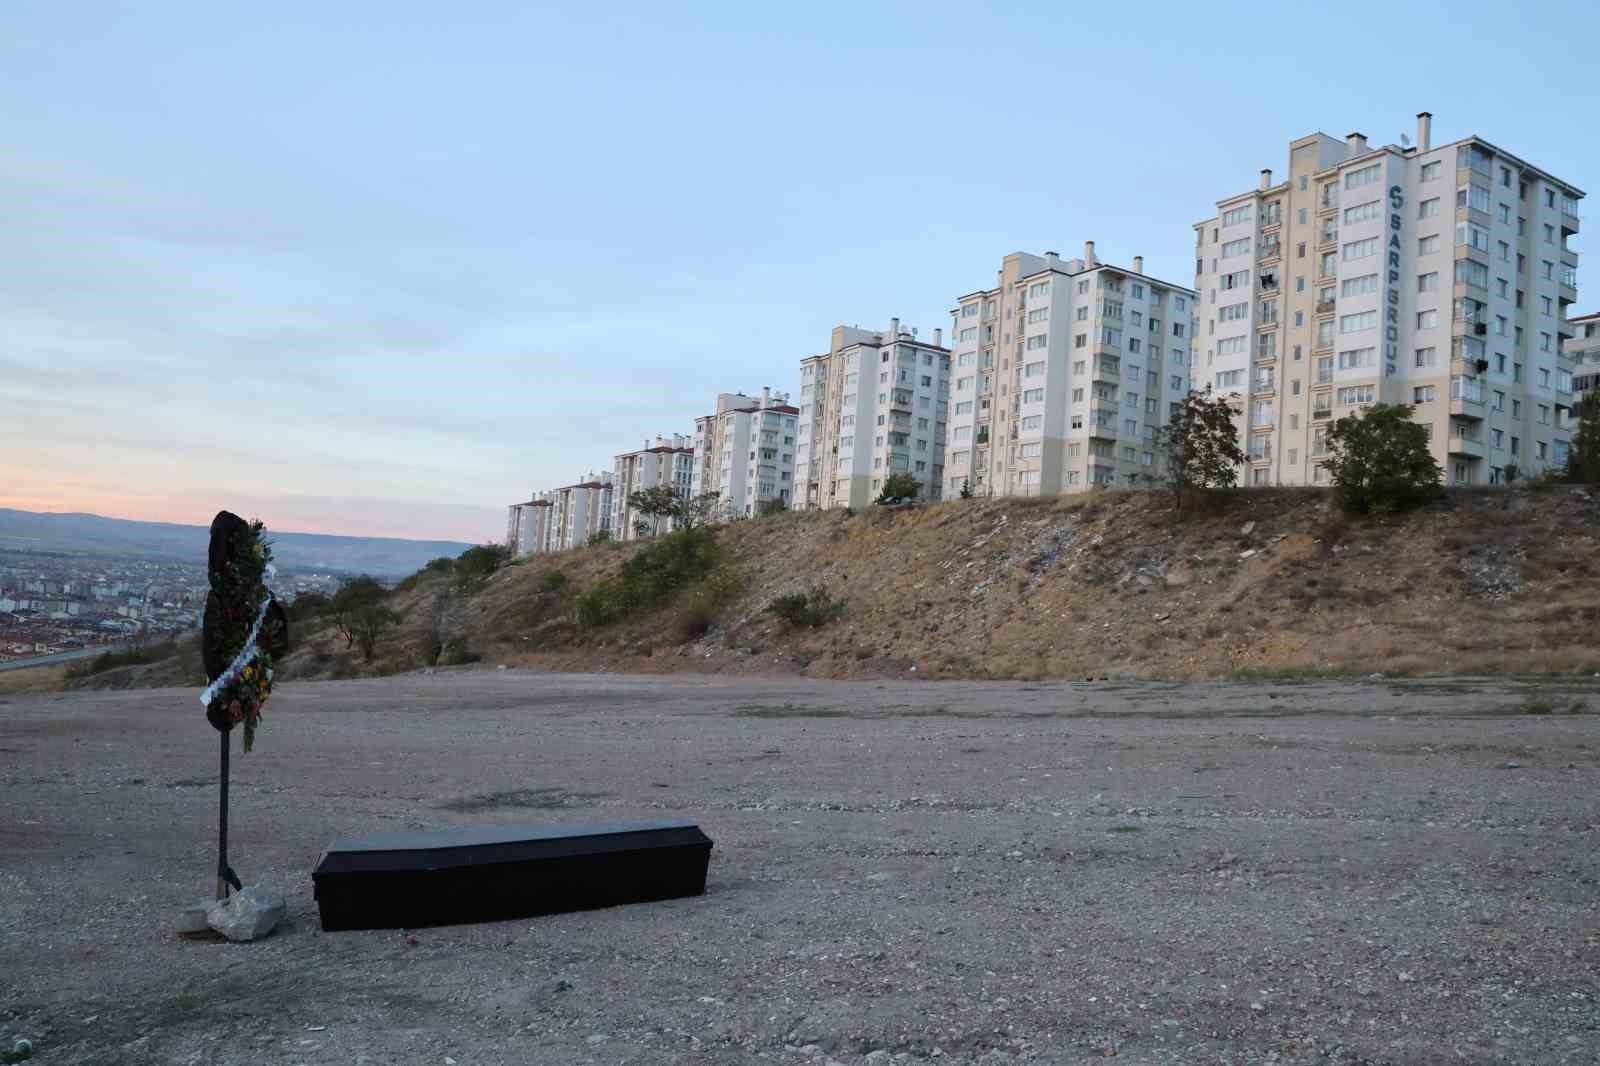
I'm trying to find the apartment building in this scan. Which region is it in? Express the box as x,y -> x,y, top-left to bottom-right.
1194,112 -> 1583,487
548,472 -> 614,550
505,496 -> 556,558
944,245 -> 1196,498
795,319 -> 951,509
611,434 -> 696,540
690,389 -> 798,518
1567,311 -> 1600,406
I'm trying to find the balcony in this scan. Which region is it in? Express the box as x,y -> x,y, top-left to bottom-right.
1314,299 -> 1336,316
1448,432 -> 1486,460
1311,406 -> 1333,421
1258,241 -> 1282,263
1448,396 -> 1485,421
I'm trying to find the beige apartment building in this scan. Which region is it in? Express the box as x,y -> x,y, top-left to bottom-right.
690,389 -> 798,519
944,245 -> 1197,498
795,319 -> 951,509
1194,112 -> 1582,486
611,434 -> 696,540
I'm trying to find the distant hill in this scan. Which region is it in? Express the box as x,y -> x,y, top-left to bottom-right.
0,509 -> 476,578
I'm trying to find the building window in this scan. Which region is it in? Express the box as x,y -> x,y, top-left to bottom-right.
1341,273 -> 1378,297
1342,237 -> 1379,261
1343,200 -> 1382,225
1344,163 -> 1381,189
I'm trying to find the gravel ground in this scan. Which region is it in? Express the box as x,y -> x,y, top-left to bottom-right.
3,671 -> 1599,1065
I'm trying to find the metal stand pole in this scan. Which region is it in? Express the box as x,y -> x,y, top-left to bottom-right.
217,727 -> 241,900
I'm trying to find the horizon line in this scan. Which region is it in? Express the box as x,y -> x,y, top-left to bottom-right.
1,504 -> 488,546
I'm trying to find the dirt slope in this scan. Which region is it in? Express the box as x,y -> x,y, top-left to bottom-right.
269,485 -> 1600,683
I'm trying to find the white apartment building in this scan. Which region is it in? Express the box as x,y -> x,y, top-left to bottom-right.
611,434 -> 696,539
795,319 -> 951,509
1194,112 -> 1582,487
549,472 -> 614,550
1567,311 -> 1600,406
945,245 -> 1196,498
506,495 -> 556,558
691,389 -> 798,518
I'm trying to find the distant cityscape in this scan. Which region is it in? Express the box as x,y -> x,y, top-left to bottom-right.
0,548 -> 341,663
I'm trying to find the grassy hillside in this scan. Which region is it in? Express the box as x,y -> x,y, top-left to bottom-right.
250,484 -> 1600,684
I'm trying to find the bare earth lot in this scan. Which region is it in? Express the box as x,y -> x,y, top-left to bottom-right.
3,671 -> 1599,1065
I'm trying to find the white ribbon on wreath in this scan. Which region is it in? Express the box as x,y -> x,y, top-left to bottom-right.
198,564 -> 278,707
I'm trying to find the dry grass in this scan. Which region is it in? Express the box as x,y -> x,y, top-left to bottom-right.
0,663 -> 68,695
34,485 -> 1600,691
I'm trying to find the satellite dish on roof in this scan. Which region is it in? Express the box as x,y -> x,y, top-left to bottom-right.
1400,132 -> 1412,147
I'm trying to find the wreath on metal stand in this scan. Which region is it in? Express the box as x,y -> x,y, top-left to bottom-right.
200,512 -> 288,900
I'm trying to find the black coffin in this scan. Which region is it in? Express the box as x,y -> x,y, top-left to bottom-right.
312,818 -> 713,931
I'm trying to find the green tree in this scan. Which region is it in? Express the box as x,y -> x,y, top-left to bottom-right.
1324,402 -> 1443,515
331,575 -> 386,649
1564,391 -> 1600,483
1154,388 -> 1247,513
875,472 -> 921,505
756,496 -> 788,517
352,602 -> 402,662
628,485 -> 680,537
959,478 -> 974,500
454,543 -> 509,585
286,590 -> 332,625
587,529 -> 613,546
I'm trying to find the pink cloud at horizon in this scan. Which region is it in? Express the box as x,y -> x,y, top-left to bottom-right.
0,487 -> 503,544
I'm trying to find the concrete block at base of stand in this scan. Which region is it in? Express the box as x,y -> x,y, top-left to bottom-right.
207,885 -> 286,942
175,899 -> 214,934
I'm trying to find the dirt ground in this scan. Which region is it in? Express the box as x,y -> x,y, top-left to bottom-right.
3,670 -> 1599,1065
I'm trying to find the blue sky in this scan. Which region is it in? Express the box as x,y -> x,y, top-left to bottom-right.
4,0 -> 1595,541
